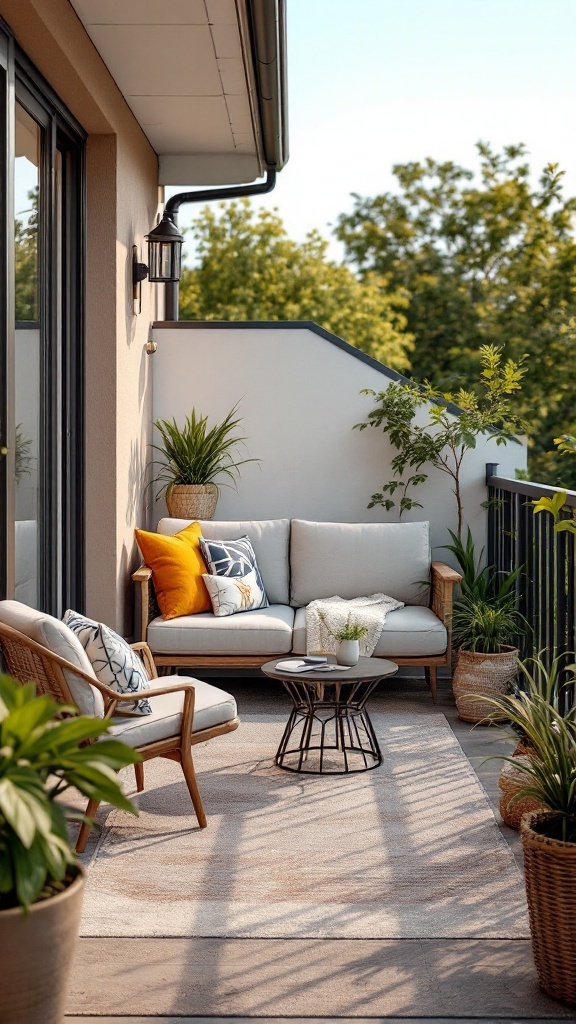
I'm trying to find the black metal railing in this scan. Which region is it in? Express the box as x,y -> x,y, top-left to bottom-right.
486,464 -> 576,711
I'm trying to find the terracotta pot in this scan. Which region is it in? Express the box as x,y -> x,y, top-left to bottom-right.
336,639 -> 360,666
521,812 -> 576,1004
166,483 -> 218,519
0,866 -> 85,1024
452,645 -> 518,723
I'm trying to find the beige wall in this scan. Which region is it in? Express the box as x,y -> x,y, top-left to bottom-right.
151,326 -> 528,563
2,0 -> 161,632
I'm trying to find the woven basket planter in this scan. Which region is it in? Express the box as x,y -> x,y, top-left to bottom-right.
521,811 -> 576,1005
452,646 -> 518,723
498,756 -> 548,830
166,483 -> 218,520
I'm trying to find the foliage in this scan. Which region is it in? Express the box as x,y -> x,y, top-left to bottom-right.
451,592 -> 527,654
479,659 -> 576,842
356,344 -> 526,537
335,143 -> 576,487
332,621 -> 368,642
15,187 -> 38,322
532,434 -> 576,535
152,403 -> 258,500
179,199 -> 414,369
0,674 -> 139,912
443,527 -> 525,605
15,425 -> 33,484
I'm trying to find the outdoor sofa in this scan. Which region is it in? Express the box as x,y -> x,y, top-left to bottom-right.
133,518 -> 461,703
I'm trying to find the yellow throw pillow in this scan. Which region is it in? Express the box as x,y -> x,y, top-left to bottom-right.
135,522 -> 211,619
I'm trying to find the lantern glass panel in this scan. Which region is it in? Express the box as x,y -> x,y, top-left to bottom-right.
147,239 -> 182,282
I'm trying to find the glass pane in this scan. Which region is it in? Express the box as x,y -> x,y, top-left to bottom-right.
14,102 -> 40,608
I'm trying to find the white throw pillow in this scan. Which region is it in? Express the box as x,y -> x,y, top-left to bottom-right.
202,568 -> 266,617
63,610 -> 152,714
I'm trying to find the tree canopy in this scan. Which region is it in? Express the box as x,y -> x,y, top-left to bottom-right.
335,144 -> 576,486
179,199 -> 414,370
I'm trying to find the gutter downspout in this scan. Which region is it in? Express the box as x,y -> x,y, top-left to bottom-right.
163,169 -> 277,320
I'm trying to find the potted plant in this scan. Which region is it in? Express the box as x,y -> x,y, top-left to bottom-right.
151,402 -> 259,519
478,681 -> 576,1004
330,620 -> 368,667
0,674 -> 139,1024
450,579 -> 528,723
495,656 -> 566,829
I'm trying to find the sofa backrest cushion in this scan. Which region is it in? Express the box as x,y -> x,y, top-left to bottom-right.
157,518 -> 291,605
289,520 -> 431,607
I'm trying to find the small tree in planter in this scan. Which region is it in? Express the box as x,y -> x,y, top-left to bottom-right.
356,344 -> 526,538
0,674 -> 139,1024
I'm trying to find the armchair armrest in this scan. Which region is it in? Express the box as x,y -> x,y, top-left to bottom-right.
130,641 -> 158,680
132,564 -> 155,643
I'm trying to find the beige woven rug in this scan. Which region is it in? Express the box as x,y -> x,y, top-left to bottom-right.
80,712 -> 529,939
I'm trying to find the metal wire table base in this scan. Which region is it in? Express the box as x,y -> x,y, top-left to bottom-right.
274,677 -> 382,774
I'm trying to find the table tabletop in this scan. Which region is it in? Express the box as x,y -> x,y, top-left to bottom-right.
262,655 -> 398,685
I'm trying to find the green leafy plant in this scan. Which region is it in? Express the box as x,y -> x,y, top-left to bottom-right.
531,433 -> 576,535
0,674 -> 140,912
151,403 -> 258,501
479,659 -> 576,842
451,591 -> 528,654
356,344 -> 526,537
332,621 -> 368,642
15,424 -> 33,484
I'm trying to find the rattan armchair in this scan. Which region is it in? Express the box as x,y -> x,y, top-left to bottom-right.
0,608 -> 239,853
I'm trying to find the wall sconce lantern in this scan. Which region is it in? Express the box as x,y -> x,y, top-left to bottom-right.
132,210 -> 184,312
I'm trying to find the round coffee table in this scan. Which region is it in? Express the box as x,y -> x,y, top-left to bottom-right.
262,656 -> 398,774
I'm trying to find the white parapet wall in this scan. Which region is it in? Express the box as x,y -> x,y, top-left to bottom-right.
150,323 -> 527,560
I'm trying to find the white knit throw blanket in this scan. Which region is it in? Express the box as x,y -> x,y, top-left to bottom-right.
305,594 -> 404,657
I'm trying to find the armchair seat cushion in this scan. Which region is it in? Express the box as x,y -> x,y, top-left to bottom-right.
292,604 -> 447,658
147,604 -> 294,656
107,677 -> 237,748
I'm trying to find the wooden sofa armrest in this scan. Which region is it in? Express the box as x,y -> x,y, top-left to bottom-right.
430,561 -> 462,661
131,564 -> 155,643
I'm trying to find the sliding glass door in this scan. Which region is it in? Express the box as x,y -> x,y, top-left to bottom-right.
0,24 -> 85,615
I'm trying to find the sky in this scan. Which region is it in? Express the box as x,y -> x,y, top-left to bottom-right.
169,0 -> 576,263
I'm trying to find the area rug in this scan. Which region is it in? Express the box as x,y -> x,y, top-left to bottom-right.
80,712 -> 529,939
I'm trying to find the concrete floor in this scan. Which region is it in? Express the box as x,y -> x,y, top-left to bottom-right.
65,673 -> 573,1022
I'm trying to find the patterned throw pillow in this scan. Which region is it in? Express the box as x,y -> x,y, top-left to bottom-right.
199,535 -> 269,608
63,610 -> 152,714
202,568 -> 267,617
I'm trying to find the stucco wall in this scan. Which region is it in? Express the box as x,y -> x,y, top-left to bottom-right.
2,0 -> 160,631
150,324 -> 527,563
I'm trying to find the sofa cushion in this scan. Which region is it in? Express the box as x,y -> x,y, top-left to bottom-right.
107,677 -> 237,748
292,604 -> 447,657
135,522 -> 211,618
289,520 -> 431,607
202,568 -> 267,617
158,518 -> 290,605
200,535 -> 269,608
147,604 -> 294,656
0,599 -> 105,717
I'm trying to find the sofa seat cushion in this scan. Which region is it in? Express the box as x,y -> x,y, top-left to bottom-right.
147,604 -> 294,656
290,520 -> 432,607
107,677 -> 237,748
292,605 -> 447,658
158,518 -> 290,605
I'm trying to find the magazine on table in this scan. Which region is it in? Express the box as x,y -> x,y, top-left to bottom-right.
275,657 -> 350,673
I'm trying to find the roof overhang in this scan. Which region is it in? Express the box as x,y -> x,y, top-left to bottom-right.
68,0 -> 288,186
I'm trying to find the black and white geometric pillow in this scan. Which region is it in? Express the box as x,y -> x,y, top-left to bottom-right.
63,610 -> 152,714
199,535 -> 269,608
